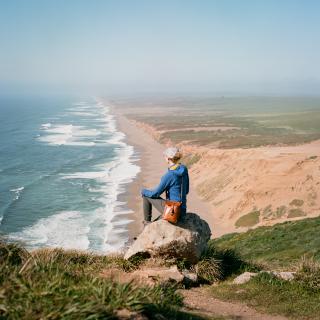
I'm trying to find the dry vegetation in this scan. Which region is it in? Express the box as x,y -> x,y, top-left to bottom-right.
115,96 -> 320,149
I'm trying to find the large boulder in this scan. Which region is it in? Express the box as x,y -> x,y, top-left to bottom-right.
124,212 -> 211,263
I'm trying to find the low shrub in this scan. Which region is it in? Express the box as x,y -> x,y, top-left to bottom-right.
196,258 -> 222,283
235,210 -> 260,228
195,243 -> 260,283
295,256 -> 320,291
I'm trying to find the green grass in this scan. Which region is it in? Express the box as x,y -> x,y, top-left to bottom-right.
288,208 -> 306,218
211,272 -> 320,320
0,238 -> 256,319
0,242 -> 207,320
211,216 -> 320,269
196,243 -> 260,282
208,218 -> 320,319
3,214 -> 320,319
235,210 -> 260,228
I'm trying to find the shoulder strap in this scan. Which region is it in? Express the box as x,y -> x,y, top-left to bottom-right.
180,175 -> 183,202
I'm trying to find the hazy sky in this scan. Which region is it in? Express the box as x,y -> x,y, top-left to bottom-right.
0,0 -> 319,95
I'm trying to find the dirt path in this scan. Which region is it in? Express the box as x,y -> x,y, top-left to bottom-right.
180,287 -> 288,320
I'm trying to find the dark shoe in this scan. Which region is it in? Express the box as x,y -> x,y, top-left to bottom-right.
152,214 -> 162,222
142,220 -> 151,229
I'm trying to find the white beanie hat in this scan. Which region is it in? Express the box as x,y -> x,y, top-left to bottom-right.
163,147 -> 181,159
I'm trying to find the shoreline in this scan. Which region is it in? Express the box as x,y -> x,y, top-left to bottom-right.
111,107 -> 153,239
101,98 -> 320,246
107,99 -> 320,243
109,103 -> 218,239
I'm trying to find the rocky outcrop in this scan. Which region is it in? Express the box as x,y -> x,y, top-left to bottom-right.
124,213 -> 211,264
233,271 -> 296,284
101,265 -> 198,287
131,265 -> 184,286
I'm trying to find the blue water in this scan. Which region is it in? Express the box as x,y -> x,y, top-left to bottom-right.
0,95 -> 140,252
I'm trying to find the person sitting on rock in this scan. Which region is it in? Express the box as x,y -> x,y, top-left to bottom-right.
141,147 -> 189,226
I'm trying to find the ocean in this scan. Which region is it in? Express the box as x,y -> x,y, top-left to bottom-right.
0,95 -> 140,253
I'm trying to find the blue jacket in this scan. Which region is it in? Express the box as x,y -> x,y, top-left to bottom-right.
141,163 -> 189,210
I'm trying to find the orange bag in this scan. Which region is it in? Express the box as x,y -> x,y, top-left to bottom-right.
163,200 -> 181,224
163,176 -> 183,224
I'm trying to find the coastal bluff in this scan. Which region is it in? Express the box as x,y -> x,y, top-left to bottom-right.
124,213 -> 211,264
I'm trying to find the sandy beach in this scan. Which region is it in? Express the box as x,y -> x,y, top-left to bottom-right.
110,105 -> 218,239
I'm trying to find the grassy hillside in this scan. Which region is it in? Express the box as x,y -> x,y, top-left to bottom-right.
2,217 -> 320,319
0,243 -> 205,320
211,216 -> 320,269
209,216 -> 320,319
1,239 -> 248,320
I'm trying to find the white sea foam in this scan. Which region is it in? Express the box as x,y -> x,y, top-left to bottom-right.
69,111 -> 96,116
98,140 -> 140,253
21,100 -> 141,252
58,140 -> 140,252
60,101 -> 140,252
38,124 -> 100,146
61,171 -> 108,179
41,123 -> 52,129
10,187 -> 24,192
10,211 -> 91,250
73,102 -> 87,106
10,186 -> 24,200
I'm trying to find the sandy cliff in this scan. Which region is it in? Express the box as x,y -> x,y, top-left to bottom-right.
186,141 -> 320,233
132,118 -> 320,234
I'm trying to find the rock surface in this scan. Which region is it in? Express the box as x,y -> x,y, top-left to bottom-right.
124,213 -> 211,263
233,272 -> 259,284
101,265 -> 196,286
233,271 -> 296,284
131,265 -> 184,286
268,271 -> 295,281
182,270 -> 198,285
116,309 -> 148,320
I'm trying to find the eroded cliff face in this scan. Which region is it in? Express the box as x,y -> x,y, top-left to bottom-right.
118,110 -> 320,235
186,141 -> 320,232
